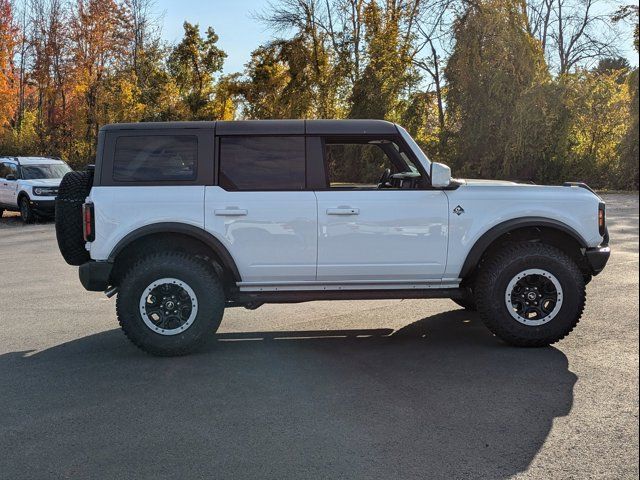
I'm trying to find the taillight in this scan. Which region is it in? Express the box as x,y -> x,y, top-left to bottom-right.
83,203 -> 95,242
598,202 -> 606,236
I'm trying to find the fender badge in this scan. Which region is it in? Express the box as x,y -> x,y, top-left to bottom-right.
453,205 -> 465,216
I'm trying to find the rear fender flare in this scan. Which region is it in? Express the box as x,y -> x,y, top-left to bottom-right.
108,222 -> 241,282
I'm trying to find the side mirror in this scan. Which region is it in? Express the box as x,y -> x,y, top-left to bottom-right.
430,162 -> 451,188
5,174 -> 16,181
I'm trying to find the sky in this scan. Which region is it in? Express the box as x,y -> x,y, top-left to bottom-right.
156,0 -> 274,74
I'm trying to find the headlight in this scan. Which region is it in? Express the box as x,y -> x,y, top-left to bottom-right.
33,187 -> 58,196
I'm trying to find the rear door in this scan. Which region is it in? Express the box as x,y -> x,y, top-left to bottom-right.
89,129 -> 211,261
204,134 -> 317,284
312,135 -> 449,284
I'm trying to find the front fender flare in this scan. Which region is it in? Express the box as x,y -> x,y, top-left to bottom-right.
458,217 -> 588,279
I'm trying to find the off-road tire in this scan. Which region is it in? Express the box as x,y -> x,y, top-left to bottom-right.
19,196 -> 36,223
475,242 -> 585,347
452,288 -> 477,311
116,252 -> 225,356
55,170 -> 93,265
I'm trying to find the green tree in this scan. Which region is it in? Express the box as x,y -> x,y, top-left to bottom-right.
168,22 -> 227,119
444,0 -> 549,179
617,68 -> 639,189
560,71 -> 630,188
236,41 -> 306,119
349,1 -> 418,120
593,57 -> 631,84
616,8 -> 639,190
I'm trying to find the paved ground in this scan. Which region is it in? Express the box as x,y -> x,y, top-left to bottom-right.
0,194 -> 638,480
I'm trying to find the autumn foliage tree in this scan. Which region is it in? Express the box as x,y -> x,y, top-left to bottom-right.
0,0 -> 18,129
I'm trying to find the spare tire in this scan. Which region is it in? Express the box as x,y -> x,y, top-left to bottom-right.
55,170 -> 93,266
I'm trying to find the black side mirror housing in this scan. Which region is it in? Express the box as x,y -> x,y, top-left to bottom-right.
5,174 -> 16,181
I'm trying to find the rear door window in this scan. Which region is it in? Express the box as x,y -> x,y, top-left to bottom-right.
218,136 -> 305,191
113,135 -> 197,182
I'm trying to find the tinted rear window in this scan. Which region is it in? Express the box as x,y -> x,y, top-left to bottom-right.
113,135 -> 197,182
218,136 -> 305,190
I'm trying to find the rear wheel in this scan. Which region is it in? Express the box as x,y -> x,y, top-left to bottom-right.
475,242 -> 585,347
116,252 -> 225,356
19,197 -> 35,223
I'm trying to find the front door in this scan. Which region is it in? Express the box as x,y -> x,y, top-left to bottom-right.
313,136 -> 449,283
204,135 -> 317,284
0,161 -> 19,206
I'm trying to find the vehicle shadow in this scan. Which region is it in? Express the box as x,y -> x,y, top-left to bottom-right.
0,309 -> 576,480
0,212 -> 54,228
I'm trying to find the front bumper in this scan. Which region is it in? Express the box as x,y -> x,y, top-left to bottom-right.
585,246 -> 610,275
79,261 -> 113,291
30,198 -> 56,216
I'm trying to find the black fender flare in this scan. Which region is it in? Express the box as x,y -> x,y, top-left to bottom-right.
108,222 -> 241,282
459,217 -> 588,279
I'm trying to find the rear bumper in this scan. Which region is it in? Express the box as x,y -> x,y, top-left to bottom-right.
585,246 -> 610,275
30,199 -> 56,216
79,261 -> 113,291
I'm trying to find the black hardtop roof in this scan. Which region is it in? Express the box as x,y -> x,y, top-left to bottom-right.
99,119 -> 399,136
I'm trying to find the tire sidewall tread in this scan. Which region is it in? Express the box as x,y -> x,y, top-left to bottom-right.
55,171 -> 93,265
116,252 -> 225,356
475,242 -> 586,347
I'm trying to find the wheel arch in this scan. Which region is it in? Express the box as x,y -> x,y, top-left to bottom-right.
108,222 -> 241,287
459,217 -> 589,280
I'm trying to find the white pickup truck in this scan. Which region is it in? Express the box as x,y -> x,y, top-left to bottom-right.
54,120 -> 610,356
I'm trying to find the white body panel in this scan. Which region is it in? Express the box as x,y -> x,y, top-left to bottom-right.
444,182 -> 604,277
204,187 -> 317,282
88,186 -> 205,260
88,182 -> 604,286
315,190 -> 449,281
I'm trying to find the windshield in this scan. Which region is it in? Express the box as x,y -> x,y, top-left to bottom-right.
397,125 -> 432,171
21,163 -> 71,180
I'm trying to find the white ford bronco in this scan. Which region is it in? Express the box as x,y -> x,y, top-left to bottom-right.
55,120 -> 610,356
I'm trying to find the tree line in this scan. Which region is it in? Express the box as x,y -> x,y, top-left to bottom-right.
0,0 -> 638,188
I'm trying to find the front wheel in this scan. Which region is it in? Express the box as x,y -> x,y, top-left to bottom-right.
475,242 -> 586,347
20,197 -> 35,223
452,288 -> 477,311
116,252 -> 225,356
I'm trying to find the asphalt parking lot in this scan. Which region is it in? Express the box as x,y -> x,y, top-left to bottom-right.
0,193 -> 638,479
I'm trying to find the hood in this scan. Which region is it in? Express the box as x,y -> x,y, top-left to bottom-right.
19,178 -> 62,187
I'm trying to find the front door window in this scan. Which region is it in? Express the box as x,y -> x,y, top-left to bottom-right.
323,138 -> 423,190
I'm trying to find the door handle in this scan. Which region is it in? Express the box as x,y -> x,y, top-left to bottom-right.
214,208 -> 248,216
326,207 -> 359,215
